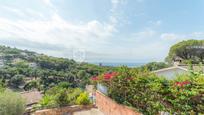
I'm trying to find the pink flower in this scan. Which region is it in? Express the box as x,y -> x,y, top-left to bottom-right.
103,72 -> 118,80
91,76 -> 99,81
175,81 -> 190,87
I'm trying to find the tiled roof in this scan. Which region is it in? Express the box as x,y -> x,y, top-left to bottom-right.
153,66 -> 188,73
153,65 -> 204,73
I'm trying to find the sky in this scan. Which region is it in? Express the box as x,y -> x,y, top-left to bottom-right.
0,0 -> 204,63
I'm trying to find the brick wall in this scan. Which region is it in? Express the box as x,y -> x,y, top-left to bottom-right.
34,105 -> 94,115
96,91 -> 141,115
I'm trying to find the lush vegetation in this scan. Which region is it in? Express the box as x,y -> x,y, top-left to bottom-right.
1,40 -> 204,114
166,39 -> 204,64
0,82 -> 26,115
0,45 -> 114,91
93,67 -> 204,114
36,82 -> 91,109
139,62 -> 169,71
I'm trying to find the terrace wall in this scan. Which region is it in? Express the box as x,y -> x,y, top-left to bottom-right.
96,91 -> 141,115
33,105 -> 94,115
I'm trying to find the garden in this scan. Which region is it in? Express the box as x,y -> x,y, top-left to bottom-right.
0,80 -> 92,115
92,67 -> 204,115
34,82 -> 92,110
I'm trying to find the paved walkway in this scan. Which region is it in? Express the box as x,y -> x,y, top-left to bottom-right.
73,108 -> 104,115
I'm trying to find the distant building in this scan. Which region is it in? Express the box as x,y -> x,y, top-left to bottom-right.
20,52 -> 27,56
29,62 -> 37,68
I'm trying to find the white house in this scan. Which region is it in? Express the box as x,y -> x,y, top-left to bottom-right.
154,63 -> 204,79
153,66 -> 188,79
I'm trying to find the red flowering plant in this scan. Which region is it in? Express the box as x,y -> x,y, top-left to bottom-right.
90,72 -> 119,86
166,73 -> 204,114
175,81 -> 191,87
91,66 -> 204,114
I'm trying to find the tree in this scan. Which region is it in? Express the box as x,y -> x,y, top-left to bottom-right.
140,62 -> 169,71
24,80 -> 39,91
9,74 -> 24,87
166,40 -> 204,64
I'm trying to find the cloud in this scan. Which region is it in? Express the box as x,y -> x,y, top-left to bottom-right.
160,32 -> 204,41
42,0 -> 58,12
132,29 -> 156,38
42,0 -> 53,7
0,1 -> 120,61
153,20 -> 162,26
160,33 -> 180,40
136,0 -> 144,2
0,13 -> 115,48
190,32 -> 204,39
1,6 -> 26,17
109,0 -> 125,26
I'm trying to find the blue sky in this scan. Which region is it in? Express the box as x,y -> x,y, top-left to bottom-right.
0,0 -> 204,63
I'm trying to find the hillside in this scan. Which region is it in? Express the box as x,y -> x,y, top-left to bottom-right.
0,45 -> 114,91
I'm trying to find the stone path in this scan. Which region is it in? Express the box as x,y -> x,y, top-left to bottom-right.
73,108 -> 104,115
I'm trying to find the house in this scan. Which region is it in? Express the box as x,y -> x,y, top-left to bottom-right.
153,66 -> 188,79
29,62 -> 37,68
154,60 -> 204,79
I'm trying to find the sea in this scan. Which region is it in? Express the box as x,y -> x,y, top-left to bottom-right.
91,62 -> 145,68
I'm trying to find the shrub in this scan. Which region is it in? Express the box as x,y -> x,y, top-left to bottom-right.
96,67 -> 204,115
9,74 -> 24,87
0,80 -> 5,92
0,90 -> 26,115
38,95 -> 57,108
75,92 -> 90,105
38,85 -> 88,109
67,88 -> 83,105
24,80 -> 39,91
55,88 -> 69,107
57,82 -> 72,89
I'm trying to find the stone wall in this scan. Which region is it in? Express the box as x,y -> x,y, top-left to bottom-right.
96,91 -> 141,115
34,105 -> 94,115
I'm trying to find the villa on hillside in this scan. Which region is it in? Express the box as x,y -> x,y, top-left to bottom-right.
154,59 -> 204,79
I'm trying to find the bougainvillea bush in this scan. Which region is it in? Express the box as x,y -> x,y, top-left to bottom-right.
91,67 -> 204,115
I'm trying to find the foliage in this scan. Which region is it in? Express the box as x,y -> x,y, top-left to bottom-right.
38,84 -> 90,109
95,67 -> 204,115
166,39 -> 204,64
76,92 -> 90,105
66,88 -> 83,105
9,74 -> 24,87
0,79 -> 5,92
38,95 -> 57,108
0,45 -> 114,91
24,80 -> 40,91
139,62 -> 169,71
0,90 -> 26,115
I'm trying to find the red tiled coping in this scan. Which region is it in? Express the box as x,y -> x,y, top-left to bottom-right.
96,91 -> 142,115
